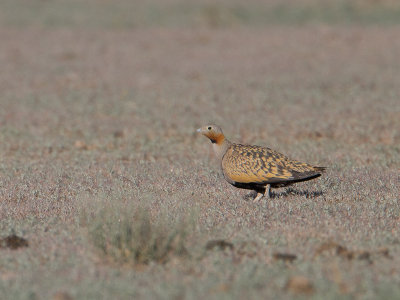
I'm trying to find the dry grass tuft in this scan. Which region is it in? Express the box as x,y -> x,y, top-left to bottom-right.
82,200 -> 190,265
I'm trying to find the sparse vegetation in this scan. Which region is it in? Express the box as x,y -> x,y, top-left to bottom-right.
82,196 -> 190,265
0,0 -> 399,299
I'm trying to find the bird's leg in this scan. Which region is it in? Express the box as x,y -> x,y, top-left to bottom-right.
254,186 -> 270,202
253,191 -> 264,203
265,185 -> 271,198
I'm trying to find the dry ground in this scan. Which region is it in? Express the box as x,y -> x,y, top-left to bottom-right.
0,1 -> 400,299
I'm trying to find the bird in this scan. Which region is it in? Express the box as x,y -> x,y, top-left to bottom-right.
197,124 -> 326,202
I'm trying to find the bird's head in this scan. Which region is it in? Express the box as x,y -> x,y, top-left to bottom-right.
197,124 -> 225,145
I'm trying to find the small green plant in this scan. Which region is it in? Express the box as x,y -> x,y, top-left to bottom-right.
83,200 -> 190,265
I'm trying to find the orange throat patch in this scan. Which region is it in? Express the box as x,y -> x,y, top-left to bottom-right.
211,134 -> 225,145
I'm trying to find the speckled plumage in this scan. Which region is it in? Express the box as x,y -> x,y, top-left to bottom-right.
198,125 -> 326,202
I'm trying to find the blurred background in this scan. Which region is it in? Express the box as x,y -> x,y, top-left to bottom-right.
1,0 -> 399,164
2,0 -> 400,28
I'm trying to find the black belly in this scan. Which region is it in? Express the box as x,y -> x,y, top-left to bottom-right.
231,173 -> 321,191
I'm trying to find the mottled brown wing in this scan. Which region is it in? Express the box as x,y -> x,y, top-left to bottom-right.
222,144 -> 322,185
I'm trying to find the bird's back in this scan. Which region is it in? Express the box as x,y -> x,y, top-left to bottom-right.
222,143 -> 325,188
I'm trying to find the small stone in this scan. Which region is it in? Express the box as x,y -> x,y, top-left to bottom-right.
52,291 -> 73,300
285,276 -> 314,295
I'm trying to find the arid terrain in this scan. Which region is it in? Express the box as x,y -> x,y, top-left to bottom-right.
0,0 -> 399,299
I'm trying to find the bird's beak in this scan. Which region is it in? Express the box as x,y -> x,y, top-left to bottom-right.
196,128 -> 201,133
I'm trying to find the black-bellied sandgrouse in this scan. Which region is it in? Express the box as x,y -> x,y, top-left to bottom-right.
197,125 -> 326,202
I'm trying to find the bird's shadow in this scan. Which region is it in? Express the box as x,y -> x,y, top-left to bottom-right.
271,187 -> 324,199
244,188 -> 324,201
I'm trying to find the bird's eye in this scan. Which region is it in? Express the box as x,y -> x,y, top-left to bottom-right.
208,126 -> 212,130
